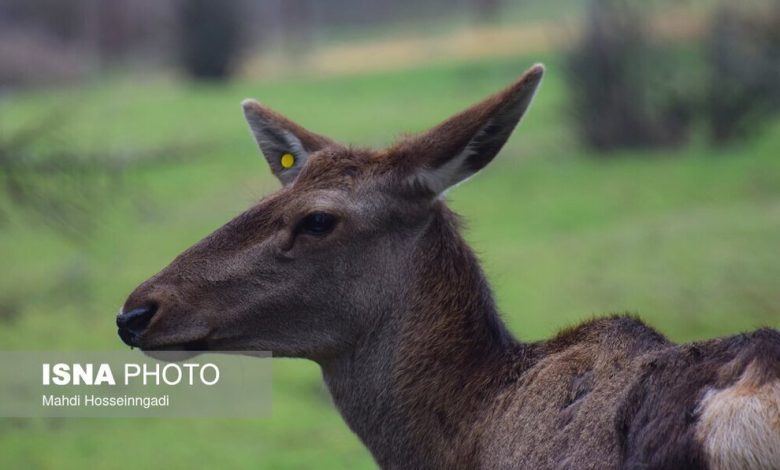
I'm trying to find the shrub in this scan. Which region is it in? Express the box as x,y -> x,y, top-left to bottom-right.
565,0 -> 694,153
705,2 -> 780,143
177,0 -> 243,80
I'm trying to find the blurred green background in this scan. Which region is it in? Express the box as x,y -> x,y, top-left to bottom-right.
1,0 -> 779,468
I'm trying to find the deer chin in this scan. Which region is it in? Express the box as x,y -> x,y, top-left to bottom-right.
130,328 -> 212,354
141,337 -> 210,352
142,348 -> 205,362
134,337 -> 210,362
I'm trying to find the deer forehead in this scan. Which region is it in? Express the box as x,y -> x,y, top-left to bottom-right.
291,147 -> 379,187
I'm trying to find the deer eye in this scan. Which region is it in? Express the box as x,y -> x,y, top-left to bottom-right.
297,212 -> 337,237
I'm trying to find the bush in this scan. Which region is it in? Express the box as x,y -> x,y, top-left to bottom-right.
178,0 -> 243,80
565,0 -> 694,153
705,2 -> 780,144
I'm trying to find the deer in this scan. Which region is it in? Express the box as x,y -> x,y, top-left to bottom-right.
117,64 -> 780,469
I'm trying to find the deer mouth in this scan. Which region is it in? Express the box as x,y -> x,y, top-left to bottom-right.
117,325 -> 210,352
116,305 -> 212,351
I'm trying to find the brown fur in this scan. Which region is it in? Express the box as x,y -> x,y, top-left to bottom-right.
120,65 -> 780,469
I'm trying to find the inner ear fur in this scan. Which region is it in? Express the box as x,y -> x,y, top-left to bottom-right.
392,64 -> 544,195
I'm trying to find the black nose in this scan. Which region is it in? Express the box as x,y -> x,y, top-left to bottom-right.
117,306 -> 156,346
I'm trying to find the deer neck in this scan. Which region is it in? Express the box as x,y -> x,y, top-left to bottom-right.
320,205 -> 529,468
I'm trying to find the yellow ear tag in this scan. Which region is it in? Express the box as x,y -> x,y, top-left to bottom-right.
280,153 -> 295,169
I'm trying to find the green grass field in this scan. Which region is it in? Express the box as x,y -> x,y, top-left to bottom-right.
1,55 -> 779,468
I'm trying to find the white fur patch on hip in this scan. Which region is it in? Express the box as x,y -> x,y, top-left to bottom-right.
695,360 -> 780,470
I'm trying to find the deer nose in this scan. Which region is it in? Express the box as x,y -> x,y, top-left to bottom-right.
116,305 -> 157,346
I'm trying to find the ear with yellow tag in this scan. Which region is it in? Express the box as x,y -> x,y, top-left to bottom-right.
241,99 -> 334,186
280,153 -> 296,169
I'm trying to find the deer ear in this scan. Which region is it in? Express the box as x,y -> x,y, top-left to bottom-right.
398,64 -> 544,195
242,99 -> 333,186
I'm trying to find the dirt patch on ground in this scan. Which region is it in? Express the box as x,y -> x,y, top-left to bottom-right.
242,6 -> 708,79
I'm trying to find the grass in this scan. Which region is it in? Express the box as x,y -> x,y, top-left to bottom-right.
0,55 -> 779,469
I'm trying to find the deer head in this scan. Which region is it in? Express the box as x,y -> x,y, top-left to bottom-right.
118,65 -> 544,361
